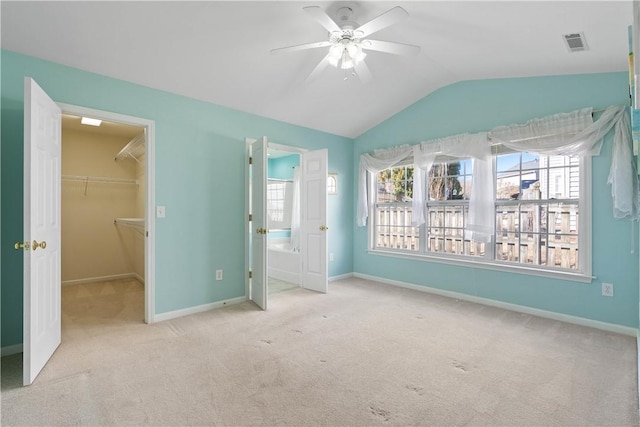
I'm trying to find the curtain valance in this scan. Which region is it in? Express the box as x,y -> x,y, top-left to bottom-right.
357,105 -> 636,228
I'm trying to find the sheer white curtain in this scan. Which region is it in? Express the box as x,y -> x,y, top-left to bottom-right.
490,105 -> 637,219
607,109 -> 640,219
412,133 -> 494,242
489,108 -> 595,155
357,145 -> 413,227
290,167 -> 301,251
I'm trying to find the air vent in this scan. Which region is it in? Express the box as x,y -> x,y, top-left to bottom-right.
563,33 -> 588,52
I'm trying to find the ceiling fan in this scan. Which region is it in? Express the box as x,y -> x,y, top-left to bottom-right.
271,5 -> 420,83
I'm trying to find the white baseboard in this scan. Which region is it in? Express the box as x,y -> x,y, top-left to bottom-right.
154,296 -> 247,323
1,343 -> 23,357
62,273 -> 142,286
329,272 -> 353,282
353,272 -> 637,337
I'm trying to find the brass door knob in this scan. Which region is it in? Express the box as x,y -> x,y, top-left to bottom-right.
14,241 -> 30,251
32,240 -> 46,251
319,225 -> 328,231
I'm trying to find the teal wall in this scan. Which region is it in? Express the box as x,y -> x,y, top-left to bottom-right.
1,50 -> 354,347
2,50 -> 637,349
268,154 -> 299,180
353,72 -> 639,328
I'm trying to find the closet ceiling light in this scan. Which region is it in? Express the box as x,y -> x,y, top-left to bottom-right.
81,117 -> 102,126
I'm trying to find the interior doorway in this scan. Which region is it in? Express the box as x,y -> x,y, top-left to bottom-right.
266,146 -> 302,296
58,103 -> 156,324
60,114 -> 147,327
245,137 -> 328,310
20,79 -> 157,385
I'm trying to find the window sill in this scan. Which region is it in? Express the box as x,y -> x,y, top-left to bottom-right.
367,249 -> 594,283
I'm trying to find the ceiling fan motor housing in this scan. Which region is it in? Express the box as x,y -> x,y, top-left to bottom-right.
335,7 -> 360,32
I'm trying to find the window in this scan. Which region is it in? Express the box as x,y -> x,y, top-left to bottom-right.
495,152 -> 580,270
371,151 -> 586,276
375,166 -> 418,251
327,173 -> 337,195
267,181 -> 286,222
425,159 -> 485,257
267,180 -> 293,229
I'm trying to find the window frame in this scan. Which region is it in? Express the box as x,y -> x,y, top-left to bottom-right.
367,154 -> 592,283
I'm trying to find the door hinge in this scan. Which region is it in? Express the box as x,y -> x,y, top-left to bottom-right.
249,270 -> 252,279
248,157 -> 252,164
249,214 -> 252,222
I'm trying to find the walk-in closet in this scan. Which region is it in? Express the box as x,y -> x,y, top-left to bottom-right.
61,114 -> 146,326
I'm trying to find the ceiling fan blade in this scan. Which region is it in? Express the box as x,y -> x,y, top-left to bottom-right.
271,41 -> 332,55
362,39 -> 420,56
354,60 -> 373,84
305,53 -> 331,82
303,6 -> 341,33
355,6 -> 409,38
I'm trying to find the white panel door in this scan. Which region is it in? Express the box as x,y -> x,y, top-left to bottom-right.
301,149 -> 328,293
23,77 -> 62,385
250,137 -> 268,310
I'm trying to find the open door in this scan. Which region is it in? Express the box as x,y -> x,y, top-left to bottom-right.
300,149 -> 328,293
22,77 -> 62,385
250,136 -> 268,309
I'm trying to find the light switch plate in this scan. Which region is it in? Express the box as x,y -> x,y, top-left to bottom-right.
156,206 -> 166,218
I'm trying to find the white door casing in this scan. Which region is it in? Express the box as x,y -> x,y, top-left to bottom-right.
300,149 -> 328,293
250,137 -> 268,309
23,77 -> 62,385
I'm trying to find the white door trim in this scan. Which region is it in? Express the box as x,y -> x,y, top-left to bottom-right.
57,103 -> 156,323
245,138 -> 254,300
268,142 -> 308,155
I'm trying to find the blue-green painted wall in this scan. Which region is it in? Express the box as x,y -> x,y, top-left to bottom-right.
268,154 -> 299,180
2,50 -> 637,348
353,72 -> 639,328
1,50 -> 354,347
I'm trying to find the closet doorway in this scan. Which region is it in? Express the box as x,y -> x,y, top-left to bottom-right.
59,104 -> 155,326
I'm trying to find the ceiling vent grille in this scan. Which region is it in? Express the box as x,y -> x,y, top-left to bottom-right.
563,33 -> 588,52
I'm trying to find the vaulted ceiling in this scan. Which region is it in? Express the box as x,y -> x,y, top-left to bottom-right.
1,1 -> 632,138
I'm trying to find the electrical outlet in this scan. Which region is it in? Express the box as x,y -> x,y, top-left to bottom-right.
602,282 -> 614,297
216,269 -> 223,281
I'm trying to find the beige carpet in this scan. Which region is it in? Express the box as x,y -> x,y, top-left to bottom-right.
1,276 -> 638,426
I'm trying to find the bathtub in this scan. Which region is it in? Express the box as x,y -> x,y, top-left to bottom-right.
268,239 -> 300,285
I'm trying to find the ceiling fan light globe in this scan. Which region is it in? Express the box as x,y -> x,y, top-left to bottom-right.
329,44 -> 343,60
341,57 -> 355,70
328,56 -> 340,67
347,42 -> 359,57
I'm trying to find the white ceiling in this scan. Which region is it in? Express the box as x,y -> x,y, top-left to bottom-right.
1,1 -> 633,139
